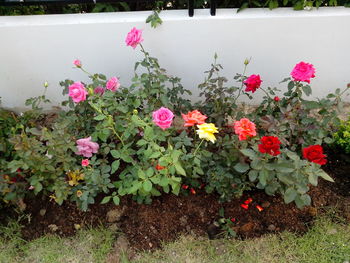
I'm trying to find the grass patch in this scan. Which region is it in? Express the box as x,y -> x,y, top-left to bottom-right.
0,212 -> 349,263
0,218 -> 115,263
132,214 -> 350,263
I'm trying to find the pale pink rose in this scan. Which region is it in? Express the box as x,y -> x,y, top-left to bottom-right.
106,77 -> 120,92
94,86 -> 105,95
291,62 -> 316,83
125,27 -> 143,49
73,59 -> 82,68
81,159 -> 89,167
234,118 -> 257,141
76,137 -> 99,158
152,107 -> 174,130
68,82 -> 88,103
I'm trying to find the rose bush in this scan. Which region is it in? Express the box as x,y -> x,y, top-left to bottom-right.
1,27 -> 349,211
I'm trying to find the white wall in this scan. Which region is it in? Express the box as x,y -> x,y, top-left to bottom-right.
1,7 -> 350,111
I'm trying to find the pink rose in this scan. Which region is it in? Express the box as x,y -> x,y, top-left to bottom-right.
73,59 -> 82,68
76,137 -> 99,158
274,96 -> 280,102
152,107 -> 174,130
291,62 -> 316,83
94,86 -> 105,95
81,159 -> 89,167
125,27 -> 143,49
106,77 -> 120,92
244,74 -> 262,93
68,82 -> 88,103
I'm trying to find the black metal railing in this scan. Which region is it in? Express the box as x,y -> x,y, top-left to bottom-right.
0,0 -> 217,17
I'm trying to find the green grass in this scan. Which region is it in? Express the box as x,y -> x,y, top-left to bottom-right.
132,214 -> 350,263
0,217 -> 115,263
0,213 -> 349,263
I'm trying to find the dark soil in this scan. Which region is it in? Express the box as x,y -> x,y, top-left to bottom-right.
8,149 -> 350,251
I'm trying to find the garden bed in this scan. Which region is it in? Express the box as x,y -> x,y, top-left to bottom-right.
15,147 -> 350,251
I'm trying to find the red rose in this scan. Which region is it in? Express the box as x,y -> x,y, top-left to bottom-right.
274,96 -> 280,102
302,145 -> 327,165
258,136 -> 281,156
244,74 -> 262,93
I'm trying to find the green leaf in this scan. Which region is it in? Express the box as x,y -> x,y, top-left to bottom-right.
120,154 -> 133,163
286,151 -> 300,161
110,150 -> 120,159
318,170 -> 334,182
149,152 -> 161,159
146,167 -> 154,177
112,196 -> 120,205
308,173 -> 318,186
34,182 -> 43,194
101,196 -> 111,204
302,85 -> 312,96
302,100 -> 319,109
275,163 -> 295,173
240,149 -> 257,160
94,114 -> 106,121
284,188 -> 297,204
136,139 -> 147,146
248,170 -> 258,182
143,180 -> 153,192
111,160 -> 120,174
259,169 -> 268,187
234,162 -> 250,173
159,176 -> 169,187
174,162 -> 186,176
300,194 -> 311,206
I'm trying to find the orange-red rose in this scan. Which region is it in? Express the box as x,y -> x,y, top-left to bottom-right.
182,110 -> 207,127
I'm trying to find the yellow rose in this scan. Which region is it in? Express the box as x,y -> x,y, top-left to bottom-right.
196,123 -> 219,143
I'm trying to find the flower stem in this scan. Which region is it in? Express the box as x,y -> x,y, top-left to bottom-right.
193,139 -> 204,156
139,44 -> 152,77
260,87 -> 271,99
233,63 -> 248,105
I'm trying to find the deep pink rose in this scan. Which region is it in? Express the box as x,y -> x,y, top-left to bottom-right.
291,62 -> 316,83
125,27 -> 143,49
76,137 -> 99,158
152,107 -> 174,130
94,86 -> 105,95
274,96 -> 280,102
68,82 -> 88,103
244,74 -> 262,93
73,59 -> 82,68
81,159 -> 89,167
106,77 -> 120,92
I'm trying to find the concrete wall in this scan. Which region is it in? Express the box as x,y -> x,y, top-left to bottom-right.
1,7 -> 350,110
